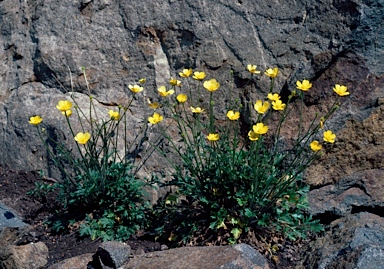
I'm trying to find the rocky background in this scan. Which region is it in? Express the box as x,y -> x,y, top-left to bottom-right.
1,0 -> 383,268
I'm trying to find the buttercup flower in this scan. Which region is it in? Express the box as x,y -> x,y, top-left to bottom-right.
108,110 -> 120,120
74,132 -> 91,145
323,130 -> 336,143
227,110 -> 240,121
62,110 -> 72,117
148,102 -> 160,109
254,100 -> 270,114
248,131 -> 260,141
320,117 -> 325,129
265,67 -> 279,78
333,84 -> 349,96
272,100 -> 286,111
296,79 -> 312,92
207,133 -> 220,141
176,94 -> 188,103
192,71 -> 206,80
267,93 -> 281,101
191,106 -> 204,113
148,112 -> 163,124
252,123 -> 269,135
56,100 -> 72,112
310,141 -> 322,151
247,64 -> 261,74
179,68 -> 193,78
170,78 -> 182,86
129,84 -> 144,93
158,86 -> 175,97
29,115 -> 43,125
139,78 -> 146,84
203,79 -> 220,92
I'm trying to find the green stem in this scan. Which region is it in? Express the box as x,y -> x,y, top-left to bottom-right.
209,91 -> 214,133
36,126 -> 77,187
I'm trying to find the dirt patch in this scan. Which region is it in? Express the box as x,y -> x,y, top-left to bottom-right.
0,165 -> 306,268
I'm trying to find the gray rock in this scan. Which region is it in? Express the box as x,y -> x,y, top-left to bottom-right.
308,169 -> 384,218
0,0 -> 383,175
96,241 -> 131,269
355,245 -> 384,269
297,212 -> 384,269
0,203 -> 28,231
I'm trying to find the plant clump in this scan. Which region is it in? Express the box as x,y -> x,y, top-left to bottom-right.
145,65 -> 348,247
28,63 -> 349,254
28,69 -> 153,241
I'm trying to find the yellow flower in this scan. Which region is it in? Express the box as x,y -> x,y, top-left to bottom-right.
129,84 -> 144,93
265,67 -> 279,78
252,123 -> 268,135
148,112 -> 163,124
323,130 -> 336,143
62,110 -> 72,117
158,86 -> 175,97
74,132 -> 91,145
176,94 -> 188,103
254,100 -> 270,114
192,71 -> 206,80
170,78 -> 182,86
226,110 -> 240,121
333,84 -> 349,96
267,93 -> 281,101
139,78 -> 146,84
29,115 -> 43,125
310,141 -> 322,151
296,79 -> 312,91
56,100 -> 72,112
179,68 -> 193,78
148,102 -> 160,109
203,79 -> 220,92
207,133 -> 220,141
320,117 -> 325,129
248,131 -> 260,141
108,110 -> 120,120
247,64 -> 261,74
272,100 -> 286,110
191,106 -> 204,113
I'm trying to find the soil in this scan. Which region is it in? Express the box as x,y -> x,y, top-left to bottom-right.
0,165 -> 306,268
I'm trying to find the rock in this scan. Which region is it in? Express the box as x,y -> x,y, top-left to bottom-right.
308,169 -> 384,220
47,253 -> 93,269
0,226 -> 32,246
0,204 -> 28,232
298,212 -> 384,269
305,104 -> 384,186
88,241 -> 131,269
0,242 -> 48,269
121,243 -> 270,269
0,0 -> 383,176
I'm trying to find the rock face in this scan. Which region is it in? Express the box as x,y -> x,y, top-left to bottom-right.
0,0 -> 383,174
1,0 -> 384,267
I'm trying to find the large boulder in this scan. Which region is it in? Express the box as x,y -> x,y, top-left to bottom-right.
121,243 -> 270,269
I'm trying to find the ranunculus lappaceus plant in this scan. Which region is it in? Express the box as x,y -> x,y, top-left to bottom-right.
149,67 -> 348,245
28,68 -> 153,241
